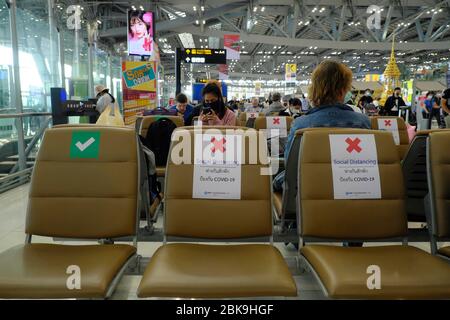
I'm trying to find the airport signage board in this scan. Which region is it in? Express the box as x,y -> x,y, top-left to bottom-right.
285,64 -> 297,82
179,48 -> 227,64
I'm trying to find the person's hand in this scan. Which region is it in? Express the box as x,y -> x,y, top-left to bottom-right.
207,110 -> 219,122
199,112 -> 207,122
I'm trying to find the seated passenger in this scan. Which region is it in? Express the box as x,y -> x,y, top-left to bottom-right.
187,82 -> 237,126
279,98 -> 302,118
245,97 -> 264,113
169,93 -> 194,125
265,92 -> 284,115
273,60 -> 371,192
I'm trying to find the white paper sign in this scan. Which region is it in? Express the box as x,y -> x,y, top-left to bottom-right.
193,133 -> 242,199
329,134 -> 381,199
246,112 -> 258,120
266,116 -> 287,138
377,118 -> 400,145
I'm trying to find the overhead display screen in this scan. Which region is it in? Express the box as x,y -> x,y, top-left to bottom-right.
127,10 -> 154,56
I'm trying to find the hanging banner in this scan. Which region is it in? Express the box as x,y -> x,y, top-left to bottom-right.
255,82 -> 262,96
329,134 -> 381,200
218,64 -> 229,80
224,34 -> 240,60
377,118 -> 400,145
122,61 -> 157,126
193,133 -> 242,199
285,64 -> 297,82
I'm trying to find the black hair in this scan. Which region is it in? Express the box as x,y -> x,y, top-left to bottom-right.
394,87 -> 401,91
129,10 -> 151,36
426,91 -> 436,97
291,98 -> 302,107
202,83 -> 226,119
176,93 -> 188,104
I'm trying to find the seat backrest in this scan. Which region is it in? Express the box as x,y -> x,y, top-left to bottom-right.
402,129 -> 450,222
282,128 -> 350,223
427,131 -> 450,239
26,126 -> 139,239
298,129 -> 408,240
164,126 -> 272,239
238,112 -> 264,127
254,116 -> 293,131
370,116 -> 409,160
139,115 -> 184,137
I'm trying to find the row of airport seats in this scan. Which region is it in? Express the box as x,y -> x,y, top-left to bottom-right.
274,116 -> 449,233
0,123 -> 449,298
134,114 -> 293,228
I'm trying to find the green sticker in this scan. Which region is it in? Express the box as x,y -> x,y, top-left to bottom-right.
70,131 -> 101,159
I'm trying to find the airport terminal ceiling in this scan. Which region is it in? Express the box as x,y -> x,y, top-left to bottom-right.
7,0 -> 450,81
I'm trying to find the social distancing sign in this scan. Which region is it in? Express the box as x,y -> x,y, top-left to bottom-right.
329,134 -> 381,199
246,112 -> 258,120
70,132 -> 101,159
193,133 -> 242,199
377,118 -> 400,145
265,116 -> 287,138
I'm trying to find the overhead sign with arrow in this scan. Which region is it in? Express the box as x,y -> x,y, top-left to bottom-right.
179,48 -> 227,64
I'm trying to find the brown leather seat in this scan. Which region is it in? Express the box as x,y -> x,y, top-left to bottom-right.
0,244 -> 136,299
138,127 -> 297,298
254,116 -> 293,131
138,243 -> 296,298
0,126 -> 139,299
302,245 -> 450,299
438,246 -> 450,259
298,129 -> 450,299
370,116 -> 409,160
273,191 -> 283,219
138,115 -> 184,137
427,131 -> 450,260
155,166 -> 166,177
238,112 -> 264,127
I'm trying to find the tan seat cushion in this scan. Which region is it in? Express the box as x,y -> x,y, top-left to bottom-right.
0,244 -> 136,299
156,166 -> 166,177
301,245 -> 450,299
138,243 -> 297,298
273,192 -> 283,219
438,246 -> 450,258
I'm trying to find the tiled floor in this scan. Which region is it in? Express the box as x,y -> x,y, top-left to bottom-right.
0,184 -> 447,300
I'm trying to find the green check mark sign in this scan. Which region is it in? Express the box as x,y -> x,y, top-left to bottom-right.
70,132 -> 101,159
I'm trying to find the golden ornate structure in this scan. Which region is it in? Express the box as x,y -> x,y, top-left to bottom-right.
380,36 -> 401,106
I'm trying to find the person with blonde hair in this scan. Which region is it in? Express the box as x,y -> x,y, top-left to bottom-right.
273,60 -> 370,191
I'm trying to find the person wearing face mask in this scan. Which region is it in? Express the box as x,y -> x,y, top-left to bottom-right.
384,87 -> 406,116
344,91 -> 362,113
94,85 -> 115,115
358,89 -> 374,110
279,98 -> 302,118
422,91 -> 442,129
187,82 -> 236,126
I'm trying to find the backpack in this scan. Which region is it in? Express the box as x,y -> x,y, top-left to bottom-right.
143,118 -> 177,166
137,137 -> 162,220
144,107 -> 177,116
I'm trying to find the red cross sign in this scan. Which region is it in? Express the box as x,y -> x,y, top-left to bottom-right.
273,117 -> 280,125
210,137 -> 226,153
384,120 -> 392,127
345,137 -> 362,153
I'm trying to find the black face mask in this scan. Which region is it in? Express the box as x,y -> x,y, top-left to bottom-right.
205,100 -> 221,111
